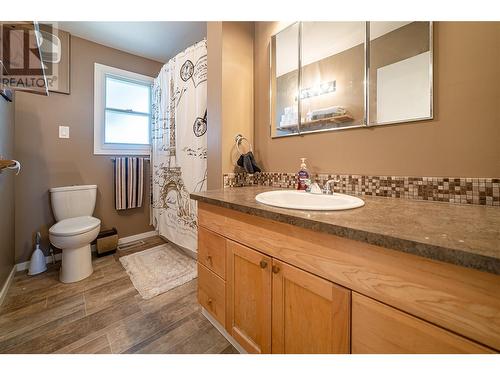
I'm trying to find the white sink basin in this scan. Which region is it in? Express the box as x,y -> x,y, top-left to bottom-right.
255,190 -> 364,211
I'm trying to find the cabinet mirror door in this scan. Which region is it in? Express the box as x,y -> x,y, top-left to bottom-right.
299,22 -> 366,133
270,22 -> 300,137
368,21 -> 433,125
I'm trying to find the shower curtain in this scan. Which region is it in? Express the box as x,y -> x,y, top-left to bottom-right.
151,40 -> 207,253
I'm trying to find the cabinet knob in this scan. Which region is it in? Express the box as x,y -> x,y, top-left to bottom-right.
260,260 -> 268,269
272,265 -> 280,274
207,298 -> 213,305
206,255 -> 212,263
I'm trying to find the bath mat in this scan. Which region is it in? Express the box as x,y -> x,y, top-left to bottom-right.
119,243 -> 197,299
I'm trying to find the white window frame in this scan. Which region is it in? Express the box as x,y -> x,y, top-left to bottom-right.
93,63 -> 154,155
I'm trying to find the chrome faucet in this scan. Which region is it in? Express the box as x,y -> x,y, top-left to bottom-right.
306,181 -> 322,194
323,179 -> 340,194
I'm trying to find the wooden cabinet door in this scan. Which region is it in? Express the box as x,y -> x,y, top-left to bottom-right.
227,240 -> 272,354
271,259 -> 351,354
351,293 -> 495,354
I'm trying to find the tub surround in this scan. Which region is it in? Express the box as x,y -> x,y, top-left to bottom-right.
191,186 -> 500,274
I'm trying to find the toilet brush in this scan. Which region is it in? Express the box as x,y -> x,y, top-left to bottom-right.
28,232 -> 47,276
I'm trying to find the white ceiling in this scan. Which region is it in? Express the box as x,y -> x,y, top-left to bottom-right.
57,22 -> 207,63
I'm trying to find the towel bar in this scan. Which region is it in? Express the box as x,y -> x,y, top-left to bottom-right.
235,134 -> 252,156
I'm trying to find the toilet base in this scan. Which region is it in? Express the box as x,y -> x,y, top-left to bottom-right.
59,244 -> 93,283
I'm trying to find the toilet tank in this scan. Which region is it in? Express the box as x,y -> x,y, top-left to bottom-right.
50,185 -> 97,221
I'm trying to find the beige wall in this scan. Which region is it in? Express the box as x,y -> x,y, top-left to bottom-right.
207,22 -> 255,189
207,22 -> 223,190
222,22 -> 255,175
14,36 -> 162,263
254,21 -> 500,177
0,96 -> 15,285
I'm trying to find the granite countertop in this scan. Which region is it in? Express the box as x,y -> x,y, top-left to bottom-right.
191,186 -> 500,275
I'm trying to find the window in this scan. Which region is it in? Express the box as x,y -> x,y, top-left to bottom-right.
94,63 -> 153,155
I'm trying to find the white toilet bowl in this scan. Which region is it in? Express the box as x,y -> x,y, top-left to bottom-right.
49,216 -> 101,283
49,185 -> 100,283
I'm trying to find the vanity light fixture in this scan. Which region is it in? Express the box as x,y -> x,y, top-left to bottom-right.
297,80 -> 336,100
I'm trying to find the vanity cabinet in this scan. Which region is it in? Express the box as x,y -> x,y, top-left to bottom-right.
197,202 -> 499,354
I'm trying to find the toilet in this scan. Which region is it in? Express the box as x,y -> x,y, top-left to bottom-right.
49,185 -> 101,283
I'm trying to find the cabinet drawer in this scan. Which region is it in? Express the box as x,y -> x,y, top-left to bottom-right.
352,293 -> 494,354
198,227 -> 226,279
198,263 -> 226,326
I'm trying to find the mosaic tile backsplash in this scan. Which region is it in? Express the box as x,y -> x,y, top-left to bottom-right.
223,172 -> 500,206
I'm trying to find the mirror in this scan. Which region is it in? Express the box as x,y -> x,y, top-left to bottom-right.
270,22 -> 433,137
299,22 -> 365,133
270,22 -> 300,137
368,21 -> 433,125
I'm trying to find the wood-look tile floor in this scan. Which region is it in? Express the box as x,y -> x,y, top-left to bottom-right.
0,236 -> 238,354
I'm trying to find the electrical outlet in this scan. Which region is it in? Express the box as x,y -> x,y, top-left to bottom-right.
59,126 -> 70,139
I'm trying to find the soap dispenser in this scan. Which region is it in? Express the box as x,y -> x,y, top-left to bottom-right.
297,158 -> 309,190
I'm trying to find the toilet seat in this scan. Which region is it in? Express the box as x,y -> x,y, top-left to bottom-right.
49,216 -> 101,237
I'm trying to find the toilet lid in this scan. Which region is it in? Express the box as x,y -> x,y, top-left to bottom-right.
49,216 -> 101,237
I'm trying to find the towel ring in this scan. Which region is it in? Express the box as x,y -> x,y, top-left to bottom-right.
235,134 -> 252,155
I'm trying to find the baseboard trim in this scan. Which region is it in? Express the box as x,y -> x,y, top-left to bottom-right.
201,308 -> 246,354
16,253 -> 62,272
118,230 -> 158,245
0,265 -> 16,306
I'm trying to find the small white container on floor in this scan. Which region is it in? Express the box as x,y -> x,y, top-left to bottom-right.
28,244 -> 47,276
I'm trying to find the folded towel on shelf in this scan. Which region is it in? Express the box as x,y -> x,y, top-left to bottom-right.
237,151 -> 261,174
309,105 -> 347,121
114,157 -> 145,210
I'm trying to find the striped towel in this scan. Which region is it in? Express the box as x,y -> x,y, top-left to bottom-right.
114,157 -> 145,210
